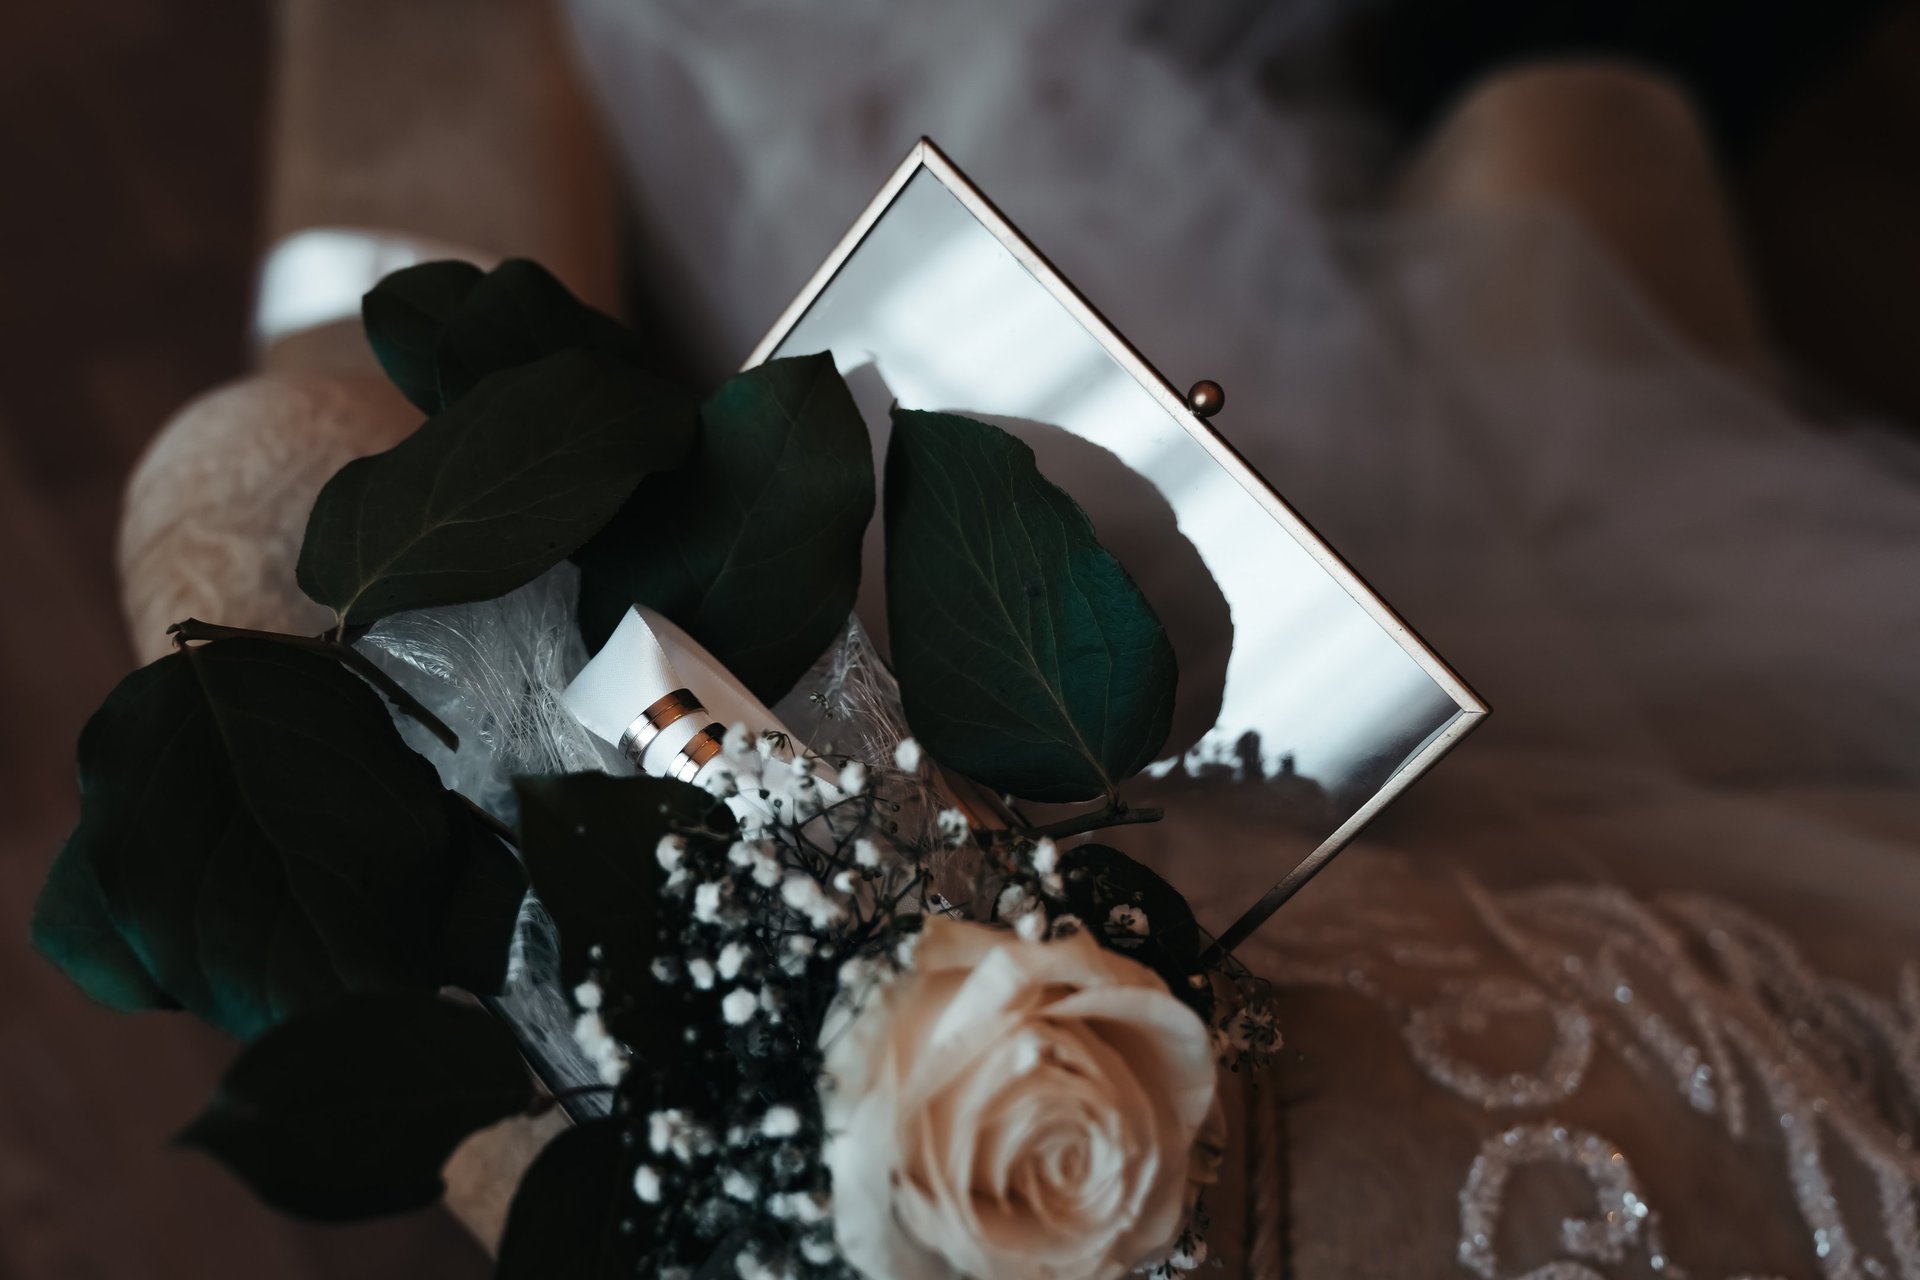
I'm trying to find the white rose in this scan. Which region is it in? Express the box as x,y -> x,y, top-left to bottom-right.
819,918 -> 1220,1280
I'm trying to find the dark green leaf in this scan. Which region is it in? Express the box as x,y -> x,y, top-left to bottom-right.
361,260 -> 485,413
434,259 -> 650,409
178,992 -> 534,1220
496,1119 -> 636,1280
434,794 -> 528,997
884,409 -> 1177,802
31,832 -> 175,1013
297,349 -> 697,627
576,354 -> 875,701
56,640 -> 455,1039
1056,843 -> 1210,1018
513,772 -> 732,989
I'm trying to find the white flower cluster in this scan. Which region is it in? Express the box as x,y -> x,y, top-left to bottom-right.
569,731 -> 949,1278
569,979 -> 628,1085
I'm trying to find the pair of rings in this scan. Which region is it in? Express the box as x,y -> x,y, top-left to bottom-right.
618,688 -> 725,783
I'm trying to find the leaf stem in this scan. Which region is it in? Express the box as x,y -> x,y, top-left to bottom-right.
526,1082 -> 615,1116
1022,801 -> 1164,843
167,617 -> 461,751
455,792 -> 520,849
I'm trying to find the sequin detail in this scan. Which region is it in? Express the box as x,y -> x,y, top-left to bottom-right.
1270,879 -> 1920,1278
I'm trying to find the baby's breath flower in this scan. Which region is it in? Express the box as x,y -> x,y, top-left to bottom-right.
656,834 -> 687,872
893,737 -> 923,772
648,1110 -> 676,1156
693,880 -> 727,923
717,941 -> 751,981
1109,903 -> 1149,939
722,988 -> 759,1025
572,979 -> 603,1011
572,1010 -> 607,1052
772,1190 -> 830,1224
838,955 -> 879,994
751,857 -> 782,890
852,837 -> 882,868
687,957 -> 716,990
572,1011 -> 628,1085
648,1109 -> 710,1162
935,808 -> 970,847
781,934 -> 817,976
839,760 -> 868,795
633,1164 -> 662,1203
761,1105 -> 802,1138
1030,836 -> 1065,891
997,881 -> 1050,939
895,930 -> 923,969
781,872 -> 845,929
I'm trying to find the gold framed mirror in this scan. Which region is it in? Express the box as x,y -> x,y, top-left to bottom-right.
753,139 -> 1486,948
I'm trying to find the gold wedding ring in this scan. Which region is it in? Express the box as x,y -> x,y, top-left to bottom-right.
671,725 -> 726,783
619,688 -> 702,763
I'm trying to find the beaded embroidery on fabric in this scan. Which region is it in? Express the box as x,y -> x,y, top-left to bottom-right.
1267,875 -> 1920,1279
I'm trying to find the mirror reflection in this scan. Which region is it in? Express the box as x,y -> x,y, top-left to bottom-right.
767,165 -> 1475,916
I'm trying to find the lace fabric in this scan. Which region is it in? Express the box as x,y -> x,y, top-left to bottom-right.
1264,867 -> 1920,1278
1223,755 -> 1920,1279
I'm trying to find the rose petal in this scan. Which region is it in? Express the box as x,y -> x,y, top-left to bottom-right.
818,919 -> 1225,1280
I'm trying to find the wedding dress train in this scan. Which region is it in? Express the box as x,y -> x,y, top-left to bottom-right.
560,2 -> 1920,1274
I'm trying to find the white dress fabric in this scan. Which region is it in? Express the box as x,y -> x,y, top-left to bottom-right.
562,2 -> 1920,1274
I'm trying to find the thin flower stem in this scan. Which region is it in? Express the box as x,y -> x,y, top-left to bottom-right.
167,617 -> 315,646
167,617 -> 460,751
328,645 -> 462,752
1019,802 -> 1164,843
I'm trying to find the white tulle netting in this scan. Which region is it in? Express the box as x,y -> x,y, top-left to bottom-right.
550,0 -> 1920,1274
359,566 -> 928,1104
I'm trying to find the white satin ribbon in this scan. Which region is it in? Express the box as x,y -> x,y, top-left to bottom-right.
564,606 -> 842,825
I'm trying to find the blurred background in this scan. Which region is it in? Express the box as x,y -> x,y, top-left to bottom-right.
0,0 -> 1915,1274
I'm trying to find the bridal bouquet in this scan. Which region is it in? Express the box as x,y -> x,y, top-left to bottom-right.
33,259 -> 1277,1280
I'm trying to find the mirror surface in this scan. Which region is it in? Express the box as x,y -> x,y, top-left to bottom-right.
766,162 -> 1477,931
